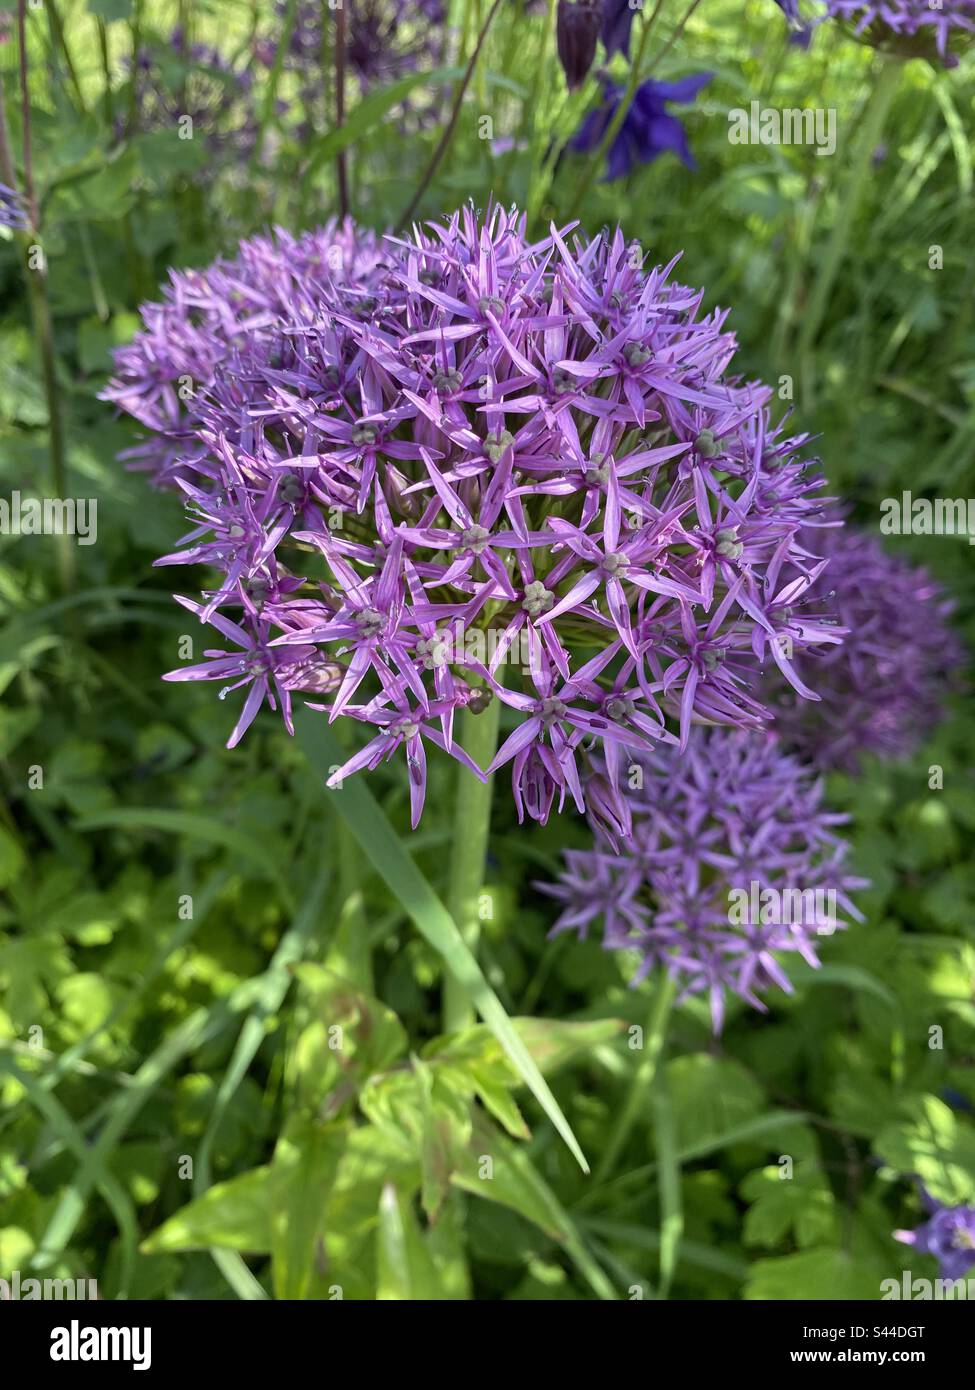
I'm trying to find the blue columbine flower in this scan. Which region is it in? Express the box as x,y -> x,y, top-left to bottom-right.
895,1193 -> 975,1284
570,73 -> 713,180
600,0 -> 638,57
772,0 -> 816,46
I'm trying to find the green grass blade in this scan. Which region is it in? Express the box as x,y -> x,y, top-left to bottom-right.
582,1217 -> 750,1283
294,708 -> 589,1173
31,1004 -> 237,1267
75,808 -> 292,903
194,852 -> 331,1298
653,1065 -> 682,1299
1,1057 -> 140,1299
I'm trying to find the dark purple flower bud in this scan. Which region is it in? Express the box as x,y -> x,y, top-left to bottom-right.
557,0 -> 602,89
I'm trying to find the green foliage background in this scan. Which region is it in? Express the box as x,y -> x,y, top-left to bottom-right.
1,0 -> 973,1300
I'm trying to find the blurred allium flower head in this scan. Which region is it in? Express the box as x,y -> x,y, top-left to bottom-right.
0,182 -> 27,232
105,203 -> 841,826
768,527 -> 963,773
542,730 -> 866,1031
266,0 -> 445,95
125,27 -> 258,153
823,0 -> 974,63
895,1192 -> 975,1282
570,73 -> 713,179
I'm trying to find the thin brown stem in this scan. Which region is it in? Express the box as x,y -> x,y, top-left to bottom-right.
396,0 -> 505,232
97,19 -> 114,127
0,73 -> 17,191
334,3 -> 349,219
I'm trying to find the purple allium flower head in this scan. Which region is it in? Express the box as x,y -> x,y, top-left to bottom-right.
101,219 -> 387,486
541,729 -> 866,1031
0,182 -> 27,231
557,0 -> 603,88
768,528 -> 963,774
823,0 -> 975,63
895,1193 -> 975,1283
570,73 -> 713,180
106,204 -> 841,825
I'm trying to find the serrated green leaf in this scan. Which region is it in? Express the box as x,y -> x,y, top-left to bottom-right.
741,1165 -> 838,1249
875,1095 -> 975,1204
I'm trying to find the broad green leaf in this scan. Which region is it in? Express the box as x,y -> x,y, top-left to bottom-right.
326,1124 -> 420,1257
875,1095 -> 975,1204
360,1068 -> 472,1163
294,710 -> 588,1171
452,1113 -> 615,1301
424,1193 -> 471,1299
291,964 -> 408,1084
141,1168 -> 273,1254
741,1165 -> 838,1249
270,1120 -> 348,1300
416,1059 -> 472,1222
666,1055 -> 765,1154
465,1064 -> 529,1142
376,1183 -> 449,1300
744,1248 -> 882,1301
